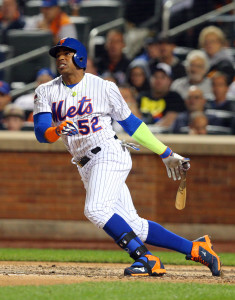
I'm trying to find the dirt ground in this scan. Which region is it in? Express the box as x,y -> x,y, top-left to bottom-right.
0,261 -> 234,286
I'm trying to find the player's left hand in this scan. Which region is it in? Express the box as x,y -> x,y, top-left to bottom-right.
162,150 -> 190,181
56,121 -> 79,136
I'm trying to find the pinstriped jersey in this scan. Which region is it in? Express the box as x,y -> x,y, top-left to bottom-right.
33,73 -> 131,159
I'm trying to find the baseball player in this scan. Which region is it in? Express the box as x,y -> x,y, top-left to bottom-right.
33,37 -> 221,277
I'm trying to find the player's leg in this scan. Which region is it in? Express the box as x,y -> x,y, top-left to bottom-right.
79,142 -> 165,276
146,221 -> 221,276
113,183 -> 192,253
114,184 -> 221,276
110,184 -> 166,276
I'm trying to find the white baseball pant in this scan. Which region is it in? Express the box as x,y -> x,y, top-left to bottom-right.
75,138 -> 149,242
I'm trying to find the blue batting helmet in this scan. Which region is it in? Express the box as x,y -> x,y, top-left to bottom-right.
49,37 -> 87,69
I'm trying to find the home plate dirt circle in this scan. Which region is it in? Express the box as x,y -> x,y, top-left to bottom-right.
0,262 -> 234,286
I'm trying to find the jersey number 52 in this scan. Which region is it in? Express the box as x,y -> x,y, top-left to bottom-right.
77,117 -> 102,135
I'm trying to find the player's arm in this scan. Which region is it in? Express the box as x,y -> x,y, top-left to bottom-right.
118,113 -> 190,180
34,112 -> 78,143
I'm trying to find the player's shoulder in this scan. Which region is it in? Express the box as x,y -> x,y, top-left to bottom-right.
35,76 -> 62,93
85,72 -> 113,86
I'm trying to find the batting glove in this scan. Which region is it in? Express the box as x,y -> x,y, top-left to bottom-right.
56,121 -> 79,136
161,147 -> 190,181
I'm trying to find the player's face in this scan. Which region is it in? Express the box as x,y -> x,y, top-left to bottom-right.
55,48 -> 77,75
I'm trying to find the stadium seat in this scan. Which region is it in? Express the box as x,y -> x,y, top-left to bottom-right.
24,0 -> 70,16
6,30 -> 53,83
206,109 -> 235,128
79,1 -> 124,29
69,16 -> 91,47
207,125 -> 232,135
174,46 -> 193,61
176,125 -> 232,135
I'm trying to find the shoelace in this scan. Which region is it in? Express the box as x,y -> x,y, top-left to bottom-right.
192,256 -> 209,267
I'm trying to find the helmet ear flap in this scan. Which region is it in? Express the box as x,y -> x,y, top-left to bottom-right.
73,53 -> 85,69
73,53 -> 79,68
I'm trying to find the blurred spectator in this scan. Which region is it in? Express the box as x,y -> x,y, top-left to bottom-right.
171,85 -> 220,133
0,80 -> 11,124
135,36 -> 161,64
14,68 -> 55,120
149,35 -> 186,80
207,72 -> 235,111
164,0 -> 193,47
68,0 -> 81,16
206,72 -> 235,129
158,35 -> 186,79
24,0 -> 77,44
189,111 -> 208,135
123,0 -> 157,58
96,30 -> 130,85
127,59 -> 150,95
1,103 -> 25,131
112,84 -> 141,133
189,0 -> 234,48
137,62 -> 185,128
0,0 -> 25,44
226,81 -> 235,100
199,26 -> 235,84
119,85 -> 142,119
101,72 -> 117,84
171,50 -> 213,100
85,57 -> 98,75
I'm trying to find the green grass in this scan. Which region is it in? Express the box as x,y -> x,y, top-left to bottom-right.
0,282 -> 234,300
0,248 -> 234,300
0,248 -> 234,266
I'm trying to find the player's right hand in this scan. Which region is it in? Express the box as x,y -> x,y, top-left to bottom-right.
162,148 -> 190,181
55,121 -> 79,136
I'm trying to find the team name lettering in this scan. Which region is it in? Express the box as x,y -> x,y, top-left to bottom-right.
52,97 -> 93,122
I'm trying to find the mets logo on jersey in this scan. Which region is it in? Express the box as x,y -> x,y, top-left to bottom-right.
52,96 -> 93,122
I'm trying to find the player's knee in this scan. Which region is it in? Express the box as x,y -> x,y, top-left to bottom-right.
84,206 -> 108,228
84,206 -> 94,222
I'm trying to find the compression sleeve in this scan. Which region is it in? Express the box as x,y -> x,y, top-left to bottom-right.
132,122 -> 170,156
117,113 -> 142,136
34,112 -> 60,143
118,113 -> 170,156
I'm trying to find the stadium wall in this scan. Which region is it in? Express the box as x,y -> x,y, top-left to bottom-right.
0,132 -> 234,242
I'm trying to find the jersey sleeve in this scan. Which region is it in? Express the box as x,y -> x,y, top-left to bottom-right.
108,82 -> 132,121
33,85 -> 52,115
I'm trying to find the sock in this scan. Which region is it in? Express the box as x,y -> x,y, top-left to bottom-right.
103,213 -> 151,263
146,221 -> 193,255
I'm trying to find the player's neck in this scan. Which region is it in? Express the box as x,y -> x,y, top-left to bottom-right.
62,72 -> 84,85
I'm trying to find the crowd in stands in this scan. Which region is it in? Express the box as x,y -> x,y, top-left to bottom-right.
0,0 -> 235,135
